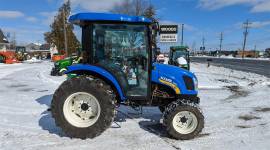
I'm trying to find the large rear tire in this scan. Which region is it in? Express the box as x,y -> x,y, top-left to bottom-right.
51,77 -> 115,139
163,100 -> 204,140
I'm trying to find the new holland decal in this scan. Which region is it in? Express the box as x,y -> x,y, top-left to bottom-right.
159,77 -> 180,94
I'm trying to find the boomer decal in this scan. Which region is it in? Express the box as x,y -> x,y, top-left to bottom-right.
159,77 -> 180,94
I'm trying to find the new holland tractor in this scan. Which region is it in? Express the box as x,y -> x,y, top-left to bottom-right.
51,12 -> 204,140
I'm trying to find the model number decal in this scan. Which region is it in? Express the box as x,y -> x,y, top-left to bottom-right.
160,77 -> 172,83
159,77 -> 180,94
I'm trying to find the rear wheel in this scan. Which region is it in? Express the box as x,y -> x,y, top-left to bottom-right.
163,100 -> 204,140
51,77 -> 115,139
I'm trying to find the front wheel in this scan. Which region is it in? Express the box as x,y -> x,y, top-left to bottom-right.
163,100 -> 204,140
51,77 -> 115,139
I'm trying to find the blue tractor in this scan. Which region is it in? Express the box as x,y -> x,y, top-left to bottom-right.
51,12 -> 204,140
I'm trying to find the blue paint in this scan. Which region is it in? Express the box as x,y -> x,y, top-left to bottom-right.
69,12 -> 152,24
66,63 -> 198,102
66,64 -> 126,101
152,63 -> 198,95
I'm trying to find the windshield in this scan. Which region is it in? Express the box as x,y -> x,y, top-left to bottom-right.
93,24 -> 149,97
172,51 -> 188,60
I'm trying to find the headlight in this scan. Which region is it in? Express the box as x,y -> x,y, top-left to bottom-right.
193,77 -> 198,91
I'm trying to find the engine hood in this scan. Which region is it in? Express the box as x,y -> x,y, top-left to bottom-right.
152,63 -> 198,95
154,63 -> 195,78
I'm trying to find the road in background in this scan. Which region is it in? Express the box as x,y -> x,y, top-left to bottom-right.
191,57 -> 270,77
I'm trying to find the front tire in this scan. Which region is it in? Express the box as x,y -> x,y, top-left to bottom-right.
51,77 -> 115,139
163,100 -> 204,140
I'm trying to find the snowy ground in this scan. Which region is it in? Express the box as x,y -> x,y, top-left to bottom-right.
0,61 -> 269,150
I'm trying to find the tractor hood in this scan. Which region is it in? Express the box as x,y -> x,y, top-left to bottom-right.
154,63 -> 195,78
152,63 -> 198,95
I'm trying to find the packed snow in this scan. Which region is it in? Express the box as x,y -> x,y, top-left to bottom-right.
0,61 -> 269,150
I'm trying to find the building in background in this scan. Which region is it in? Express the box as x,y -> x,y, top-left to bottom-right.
0,29 -> 8,43
237,50 -> 259,58
0,29 -> 9,51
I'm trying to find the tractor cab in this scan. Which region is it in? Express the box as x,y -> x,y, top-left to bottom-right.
51,13 -> 204,140
15,46 -> 26,53
70,13 -> 153,99
15,46 -> 27,61
169,46 -> 190,70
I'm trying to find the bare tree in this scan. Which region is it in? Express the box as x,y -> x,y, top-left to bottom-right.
110,0 -> 158,51
111,0 -> 152,17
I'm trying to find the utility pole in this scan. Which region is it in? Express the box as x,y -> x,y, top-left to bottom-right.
181,24 -> 184,46
63,8 -> 68,56
242,20 -> 252,59
201,36 -> 205,55
219,32 -> 223,57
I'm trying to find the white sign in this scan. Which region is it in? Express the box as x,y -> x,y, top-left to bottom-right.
160,34 -> 178,43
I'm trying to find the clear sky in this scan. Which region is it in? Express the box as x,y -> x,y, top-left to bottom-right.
0,0 -> 269,51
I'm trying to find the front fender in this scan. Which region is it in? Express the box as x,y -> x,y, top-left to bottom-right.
65,64 -> 126,101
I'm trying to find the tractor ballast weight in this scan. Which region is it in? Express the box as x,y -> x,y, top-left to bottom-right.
51,12 -> 204,140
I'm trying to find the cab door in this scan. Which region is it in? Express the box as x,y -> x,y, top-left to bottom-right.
90,23 -> 151,100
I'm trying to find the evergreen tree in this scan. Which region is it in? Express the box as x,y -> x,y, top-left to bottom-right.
44,0 -> 79,55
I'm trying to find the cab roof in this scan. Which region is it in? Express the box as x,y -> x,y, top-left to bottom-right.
69,12 -> 152,25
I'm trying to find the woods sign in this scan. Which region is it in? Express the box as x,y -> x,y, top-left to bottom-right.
159,25 -> 178,43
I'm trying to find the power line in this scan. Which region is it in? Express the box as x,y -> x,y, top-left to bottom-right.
242,20 -> 252,59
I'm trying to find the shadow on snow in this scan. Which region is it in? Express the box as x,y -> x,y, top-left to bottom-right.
35,94 -> 169,138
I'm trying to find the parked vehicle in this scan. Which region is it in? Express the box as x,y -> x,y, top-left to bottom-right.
52,54 -> 66,62
0,51 -> 18,64
51,12 -> 204,140
169,46 -> 190,70
51,56 -> 82,76
15,46 -> 30,61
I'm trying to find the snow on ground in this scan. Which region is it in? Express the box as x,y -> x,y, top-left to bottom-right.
0,61 -> 269,150
0,63 -> 24,79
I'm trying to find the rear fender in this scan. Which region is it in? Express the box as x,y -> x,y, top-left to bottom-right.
66,64 -> 126,101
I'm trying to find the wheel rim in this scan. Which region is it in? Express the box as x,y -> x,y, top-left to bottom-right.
63,92 -> 101,128
172,111 -> 198,134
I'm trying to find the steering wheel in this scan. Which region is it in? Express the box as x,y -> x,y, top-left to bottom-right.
127,55 -> 147,71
